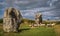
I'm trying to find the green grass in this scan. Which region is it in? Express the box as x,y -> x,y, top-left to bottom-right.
18,27 -> 56,36
0,24 -> 56,36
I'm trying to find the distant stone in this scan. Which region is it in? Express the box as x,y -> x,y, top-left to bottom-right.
35,13 -> 42,25
3,7 -> 22,32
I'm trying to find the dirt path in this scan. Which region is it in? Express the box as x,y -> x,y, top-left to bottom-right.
54,25 -> 60,36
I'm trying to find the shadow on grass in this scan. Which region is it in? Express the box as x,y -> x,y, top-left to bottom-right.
18,28 -> 30,33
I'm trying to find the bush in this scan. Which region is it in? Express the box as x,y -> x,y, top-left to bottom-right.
55,21 -> 60,24
0,19 -> 3,23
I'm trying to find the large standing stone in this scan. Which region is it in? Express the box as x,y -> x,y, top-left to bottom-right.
35,13 -> 42,25
3,7 -> 22,32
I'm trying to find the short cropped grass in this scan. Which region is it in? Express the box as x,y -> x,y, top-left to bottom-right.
0,24 -> 56,36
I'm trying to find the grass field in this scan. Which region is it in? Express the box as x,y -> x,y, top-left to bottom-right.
0,23 -> 58,36
54,25 -> 60,36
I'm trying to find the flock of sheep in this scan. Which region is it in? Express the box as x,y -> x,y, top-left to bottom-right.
29,23 -> 56,28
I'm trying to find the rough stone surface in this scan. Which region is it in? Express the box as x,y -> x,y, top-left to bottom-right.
35,13 -> 42,25
3,7 -> 22,32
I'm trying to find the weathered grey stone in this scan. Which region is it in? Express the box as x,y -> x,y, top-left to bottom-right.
35,13 -> 42,25
3,7 -> 22,32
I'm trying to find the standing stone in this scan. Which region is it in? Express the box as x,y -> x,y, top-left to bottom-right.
3,7 -> 22,32
35,13 -> 42,25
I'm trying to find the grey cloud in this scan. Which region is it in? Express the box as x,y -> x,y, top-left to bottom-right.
0,0 -> 60,20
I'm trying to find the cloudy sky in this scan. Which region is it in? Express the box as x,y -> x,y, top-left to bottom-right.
0,0 -> 60,20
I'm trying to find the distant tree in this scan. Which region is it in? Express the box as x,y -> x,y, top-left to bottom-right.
0,19 -> 3,23
47,19 -> 50,21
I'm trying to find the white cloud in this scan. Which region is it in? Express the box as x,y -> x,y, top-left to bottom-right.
47,0 -> 58,7
42,11 -> 54,16
22,11 -> 35,16
54,17 -> 60,19
14,0 -> 30,5
20,7 -> 55,13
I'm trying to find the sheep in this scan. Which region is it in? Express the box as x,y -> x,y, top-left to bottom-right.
34,24 -> 38,27
51,23 -> 56,26
29,24 -> 32,27
47,24 -> 52,27
29,24 -> 38,27
47,23 -> 56,27
40,24 -> 45,26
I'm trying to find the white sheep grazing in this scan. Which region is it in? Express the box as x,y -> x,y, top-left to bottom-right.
40,24 -> 45,26
47,23 -> 56,27
51,23 -> 56,26
47,24 -> 51,27
34,24 -> 38,27
29,25 -> 32,27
